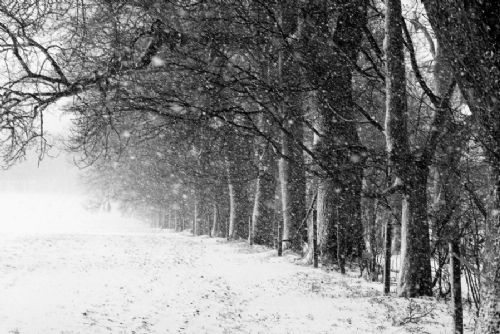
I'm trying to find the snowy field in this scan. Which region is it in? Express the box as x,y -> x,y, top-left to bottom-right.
0,194 -> 473,333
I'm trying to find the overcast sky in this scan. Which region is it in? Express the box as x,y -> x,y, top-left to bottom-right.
0,101 -> 84,195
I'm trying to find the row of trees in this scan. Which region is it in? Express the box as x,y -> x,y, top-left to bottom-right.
1,1 -> 499,333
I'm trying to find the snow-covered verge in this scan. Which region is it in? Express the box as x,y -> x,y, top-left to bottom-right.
0,229 -> 475,334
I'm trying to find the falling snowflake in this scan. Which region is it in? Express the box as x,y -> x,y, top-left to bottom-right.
350,154 -> 361,163
151,56 -> 165,67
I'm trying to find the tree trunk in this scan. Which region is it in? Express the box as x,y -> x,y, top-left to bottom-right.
384,0 -> 432,297
279,132 -> 306,252
225,130 -> 250,240
362,185 -> 378,281
174,209 -> 180,231
450,240 -> 464,334
251,129 -> 277,246
303,176 -> 318,264
477,165 -> 500,334
193,194 -> 199,235
397,167 -> 433,296
276,1 -> 307,253
316,178 -> 337,263
383,218 -> 392,294
420,2 -> 500,330
227,180 -> 247,240
431,38 -> 463,330
211,202 -> 219,237
310,207 -> 318,267
303,0 -> 366,267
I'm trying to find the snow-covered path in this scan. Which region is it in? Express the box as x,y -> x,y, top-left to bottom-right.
0,230 -> 465,334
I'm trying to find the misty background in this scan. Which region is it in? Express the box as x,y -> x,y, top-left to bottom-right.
0,106 -> 146,235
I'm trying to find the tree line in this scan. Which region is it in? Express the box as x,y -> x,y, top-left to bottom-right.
1,1 -> 499,333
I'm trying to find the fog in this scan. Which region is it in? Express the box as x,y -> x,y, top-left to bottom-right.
0,192 -> 151,235
0,107 -> 148,235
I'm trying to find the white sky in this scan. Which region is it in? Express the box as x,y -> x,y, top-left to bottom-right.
0,102 -> 99,234
0,100 -> 81,195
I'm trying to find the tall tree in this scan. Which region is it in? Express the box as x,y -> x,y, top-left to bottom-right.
276,0 -> 307,252
250,113 -> 277,246
384,0 -> 433,297
384,0 -> 458,297
420,1 -> 500,332
301,0 -> 367,270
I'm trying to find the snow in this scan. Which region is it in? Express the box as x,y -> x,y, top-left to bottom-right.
0,194 -> 474,333
151,56 -> 165,67
0,193 -> 148,235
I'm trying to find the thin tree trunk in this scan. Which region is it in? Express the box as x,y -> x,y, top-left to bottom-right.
362,185 -> 378,281
251,138 -> 276,246
193,194 -> 199,235
211,202 -> 219,237
225,131 -> 249,240
303,179 -> 317,264
174,209 -> 180,231
336,213 -> 345,274
312,208 -> 318,268
301,188 -> 318,264
277,220 -> 283,256
450,240 -> 464,334
384,219 -> 393,294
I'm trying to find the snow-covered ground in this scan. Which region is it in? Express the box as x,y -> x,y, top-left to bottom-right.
0,234 -> 475,333
0,193 -> 474,333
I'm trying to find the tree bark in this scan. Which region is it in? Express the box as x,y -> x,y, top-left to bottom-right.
384,0 -> 433,297
193,194 -> 199,235
277,0 -> 307,253
312,208 -> 319,268
279,128 -> 306,252
478,166 -> 500,334
397,167 -> 433,296
450,240 -> 464,334
431,38 -> 463,331
383,218 -> 392,294
174,209 -> 180,231
251,117 -> 277,246
303,175 -> 318,264
316,178 -> 337,263
211,202 -> 220,237
225,130 -> 250,240
362,184 -> 378,281
227,180 -> 247,240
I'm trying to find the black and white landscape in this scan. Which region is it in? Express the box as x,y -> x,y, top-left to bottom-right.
1,1 -> 499,333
